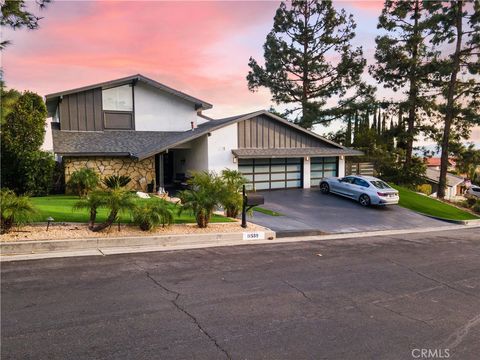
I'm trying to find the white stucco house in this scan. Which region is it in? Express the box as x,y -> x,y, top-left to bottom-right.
46,74 -> 362,192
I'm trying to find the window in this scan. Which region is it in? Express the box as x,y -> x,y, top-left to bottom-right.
102,85 -> 133,111
353,178 -> 370,187
370,180 -> 391,189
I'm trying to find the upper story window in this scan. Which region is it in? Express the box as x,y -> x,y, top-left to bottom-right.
102,85 -> 133,111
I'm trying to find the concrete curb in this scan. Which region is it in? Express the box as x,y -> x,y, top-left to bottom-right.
417,212 -> 480,225
0,230 -> 276,256
2,223 -> 479,262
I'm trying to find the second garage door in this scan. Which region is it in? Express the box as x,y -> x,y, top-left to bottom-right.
239,158 -> 303,190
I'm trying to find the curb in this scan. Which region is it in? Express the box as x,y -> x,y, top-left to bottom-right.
416,212 -> 480,225
0,230 -> 276,256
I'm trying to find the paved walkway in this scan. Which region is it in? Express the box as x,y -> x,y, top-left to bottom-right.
248,188 -> 449,233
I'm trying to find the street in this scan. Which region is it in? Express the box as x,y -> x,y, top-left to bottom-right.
1,227 -> 480,360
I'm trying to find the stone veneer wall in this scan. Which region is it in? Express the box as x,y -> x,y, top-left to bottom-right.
63,156 -> 155,192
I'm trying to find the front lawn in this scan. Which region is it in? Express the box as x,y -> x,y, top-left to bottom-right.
30,195 -> 233,224
391,185 -> 479,221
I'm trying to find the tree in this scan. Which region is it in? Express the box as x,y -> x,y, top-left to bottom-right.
67,168 -> 100,197
370,0 -> 437,170
91,188 -> 136,232
1,0 -> 50,49
247,0 -> 366,129
455,143 -> 480,181
427,0 -> 480,198
73,191 -> 107,230
220,169 -> 246,218
1,90 -> 55,195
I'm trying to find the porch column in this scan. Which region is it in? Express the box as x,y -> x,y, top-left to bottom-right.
338,156 -> 346,177
303,157 -> 311,189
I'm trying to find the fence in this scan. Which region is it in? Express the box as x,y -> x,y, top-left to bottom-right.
345,162 -> 375,176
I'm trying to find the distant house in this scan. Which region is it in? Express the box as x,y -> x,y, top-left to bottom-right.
424,157 -> 456,171
425,168 -> 465,200
45,74 -> 362,192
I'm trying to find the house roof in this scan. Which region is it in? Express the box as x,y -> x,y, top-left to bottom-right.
232,148 -> 363,158
425,168 -> 465,187
424,157 -> 455,167
45,74 -> 213,116
53,110 -> 363,160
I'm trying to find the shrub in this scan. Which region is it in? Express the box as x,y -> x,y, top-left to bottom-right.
73,191 -> 107,230
466,197 -> 477,207
0,189 -> 37,234
103,175 -> 131,189
220,169 -> 246,218
90,188 -> 136,232
473,201 -> 480,215
132,199 -> 174,231
416,184 -> 432,195
68,168 -> 100,197
178,171 -> 223,228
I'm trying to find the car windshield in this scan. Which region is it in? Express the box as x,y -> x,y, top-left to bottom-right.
370,180 -> 391,189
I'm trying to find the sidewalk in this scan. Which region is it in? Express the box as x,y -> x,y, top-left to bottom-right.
2,223 -> 479,262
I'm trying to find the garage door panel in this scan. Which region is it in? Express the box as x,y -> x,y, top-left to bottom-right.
310,157 -> 338,185
239,158 -> 303,190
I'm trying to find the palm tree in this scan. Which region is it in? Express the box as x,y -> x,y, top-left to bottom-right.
220,169 -> 246,218
1,189 -> 37,234
132,199 -> 174,231
91,188 -> 136,232
67,168 -> 100,197
102,175 -> 132,189
73,191 -> 106,230
178,171 -> 223,228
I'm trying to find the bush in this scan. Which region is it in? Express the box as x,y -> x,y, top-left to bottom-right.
466,197 -> 477,207
416,184 -> 432,195
472,201 -> 480,214
90,188 -> 136,232
103,175 -> 131,189
220,169 -> 246,218
0,189 -> 37,234
68,168 -> 100,197
132,199 -> 174,231
73,191 -> 107,230
178,171 -> 223,228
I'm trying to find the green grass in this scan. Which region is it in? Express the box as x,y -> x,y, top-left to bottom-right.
391,184 -> 479,221
253,206 -> 283,216
30,195 -> 233,224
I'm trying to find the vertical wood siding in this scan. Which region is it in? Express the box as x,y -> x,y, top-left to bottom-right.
238,115 -> 330,149
59,88 -> 103,131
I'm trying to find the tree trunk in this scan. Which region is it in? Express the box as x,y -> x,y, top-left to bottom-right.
438,1 -> 463,199
300,1 -> 310,129
88,209 -> 97,230
405,0 -> 421,170
91,210 -> 118,232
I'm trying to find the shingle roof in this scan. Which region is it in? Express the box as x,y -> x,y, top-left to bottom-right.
232,148 -> 363,158
425,168 -> 465,187
52,110 -> 364,160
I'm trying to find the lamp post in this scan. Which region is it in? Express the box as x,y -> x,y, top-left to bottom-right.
46,217 -> 54,231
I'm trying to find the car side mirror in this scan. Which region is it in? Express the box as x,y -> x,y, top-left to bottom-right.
338,178 -> 343,182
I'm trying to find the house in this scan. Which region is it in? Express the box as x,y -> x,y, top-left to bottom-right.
424,157 -> 456,171
46,74 -> 362,192
425,168 -> 465,200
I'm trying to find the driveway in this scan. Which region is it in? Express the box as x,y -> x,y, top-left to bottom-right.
247,188 -> 450,234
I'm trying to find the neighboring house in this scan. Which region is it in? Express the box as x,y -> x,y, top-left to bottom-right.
424,157 -> 456,171
46,74 -> 362,192
425,168 -> 465,200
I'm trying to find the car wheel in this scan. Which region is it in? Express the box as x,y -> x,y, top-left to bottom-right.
320,182 -> 330,194
359,194 -> 370,207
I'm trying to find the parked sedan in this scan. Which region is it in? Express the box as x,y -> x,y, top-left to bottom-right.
319,175 -> 399,206
466,185 -> 480,199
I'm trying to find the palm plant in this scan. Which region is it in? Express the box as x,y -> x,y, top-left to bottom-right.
1,189 -> 37,234
103,175 -> 132,189
178,171 -> 223,228
220,169 -> 246,218
91,188 -> 136,232
73,191 -> 107,230
68,168 -> 100,197
132,199 -> 174,231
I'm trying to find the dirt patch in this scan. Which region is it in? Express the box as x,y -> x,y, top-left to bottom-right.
1,222 -> 268,242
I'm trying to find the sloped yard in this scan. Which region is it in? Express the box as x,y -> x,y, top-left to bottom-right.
391,185 -> 479,221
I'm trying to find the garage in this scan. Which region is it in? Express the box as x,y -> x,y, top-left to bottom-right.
238,158 -> 303,190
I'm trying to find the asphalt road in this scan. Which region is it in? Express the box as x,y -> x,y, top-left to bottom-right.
2,227 -> 480,360
248,188 -> 447,233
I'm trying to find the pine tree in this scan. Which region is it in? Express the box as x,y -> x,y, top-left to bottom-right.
247,0 -> 366,129
370,0 -> 437,169
427,1 -> 480,198
345,115 -> 352,146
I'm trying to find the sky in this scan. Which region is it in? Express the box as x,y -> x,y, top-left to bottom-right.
1,0 -> 479,146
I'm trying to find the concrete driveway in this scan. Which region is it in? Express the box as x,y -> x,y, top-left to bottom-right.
247,188 -> 450,234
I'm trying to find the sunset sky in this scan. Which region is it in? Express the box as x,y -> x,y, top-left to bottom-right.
2,0 -> 479,145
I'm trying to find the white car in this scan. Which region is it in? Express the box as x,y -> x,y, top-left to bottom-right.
319,175 -> 399,206
466,185 -> 480,199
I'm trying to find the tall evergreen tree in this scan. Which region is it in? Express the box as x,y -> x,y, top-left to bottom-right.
247,0 -> 366,129
370,0 -> 437,169
427,0 -> 480,199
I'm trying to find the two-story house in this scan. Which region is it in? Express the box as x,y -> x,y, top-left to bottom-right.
46,74 -> 362,192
